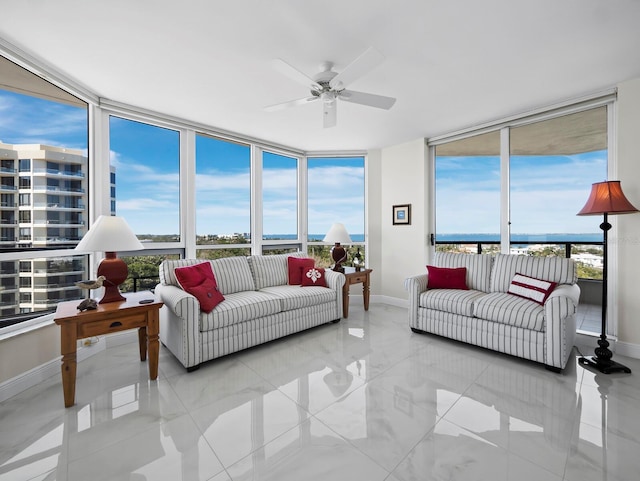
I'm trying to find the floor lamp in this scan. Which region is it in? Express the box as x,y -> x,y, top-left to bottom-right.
577,180 -> 638,374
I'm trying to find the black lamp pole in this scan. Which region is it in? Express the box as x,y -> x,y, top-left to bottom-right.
578,213 -> 631,373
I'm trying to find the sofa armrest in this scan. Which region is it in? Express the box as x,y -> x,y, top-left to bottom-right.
404,274 -> 429,326
547,283 -> 580,305
324,268 -> 346,291
155,283 -> 202,368
324,269 -> 346,319
543,283 -> 580,369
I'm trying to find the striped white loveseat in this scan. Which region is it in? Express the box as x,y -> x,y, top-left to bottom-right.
156,253 -> 345,371
404,253 -> 580,371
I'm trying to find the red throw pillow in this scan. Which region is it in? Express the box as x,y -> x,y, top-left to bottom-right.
426,266 -> 469,290
301,266 -> 327,287
174,262 -> 225,313
508,273 -> 557,305
288,257 -> 315,285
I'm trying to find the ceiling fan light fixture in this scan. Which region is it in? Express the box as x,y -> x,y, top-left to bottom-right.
267,47 -> 396,128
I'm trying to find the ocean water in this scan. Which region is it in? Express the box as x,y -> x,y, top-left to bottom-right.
268,233 -> 600,243
269,234 -> 366,242
436,233 -> 602,243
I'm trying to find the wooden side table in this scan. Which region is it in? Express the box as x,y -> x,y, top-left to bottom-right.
54,291 -> 163,407
342,267 -> 372,318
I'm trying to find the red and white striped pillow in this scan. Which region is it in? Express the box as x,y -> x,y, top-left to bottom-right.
507,273 -> 557,305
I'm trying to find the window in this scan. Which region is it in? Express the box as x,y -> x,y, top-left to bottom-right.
19,159 -> 30,172
432,103 -> 611,336
195,135 -> 251,258
509,108 -> 607,279
109,116 -> 180,243
433,107 -> 607,264
121,253 -> 180,293
262,151 -> 298,243
307,156 -> 365,267
434,132 -> 501,254
0,55 -> 89,326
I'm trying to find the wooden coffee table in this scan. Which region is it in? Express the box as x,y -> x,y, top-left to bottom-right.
342,267 -> 372,318
54,291 -> 163,407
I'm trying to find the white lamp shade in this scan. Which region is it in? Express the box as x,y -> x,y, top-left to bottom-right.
75,215 -> 144,253
323,222 -> 352,244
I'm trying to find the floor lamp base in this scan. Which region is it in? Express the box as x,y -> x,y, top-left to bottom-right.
579,356 -> 632,374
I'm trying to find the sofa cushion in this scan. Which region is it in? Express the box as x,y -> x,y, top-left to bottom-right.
419,289 -> 487,317
210,256 -> 256,295
434,252 -> 494,292
261,285 -> 336,311
248,252 -> 309,289
174,262 -> 225,313
301,266 -> 327,287
473,292 -> 546,332
490,253 -> 576,293
427,265 -> 468,290
508,273 -> 557,305
199,290 -> 282,331
287,256 -> 315,285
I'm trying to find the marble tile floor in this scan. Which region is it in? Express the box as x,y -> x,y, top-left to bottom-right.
1,304 -> 639,481
576,303 -> 602,334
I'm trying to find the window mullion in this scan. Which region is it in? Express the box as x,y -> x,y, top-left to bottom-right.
500,127 -> 510,254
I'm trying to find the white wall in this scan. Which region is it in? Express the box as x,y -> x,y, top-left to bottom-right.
366,149 -> 383,295
0,323 -> 60,383
615,77 -> 640,350
373,138 -> 429,300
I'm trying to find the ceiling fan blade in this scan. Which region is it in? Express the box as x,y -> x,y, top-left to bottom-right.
264,96 -> 318,112
273,59 -> 321,90
329,47 -> 384,90
338,89 -> 396,110
323,101 -> 337,128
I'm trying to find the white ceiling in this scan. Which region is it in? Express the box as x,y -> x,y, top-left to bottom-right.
1,0 -> 640,152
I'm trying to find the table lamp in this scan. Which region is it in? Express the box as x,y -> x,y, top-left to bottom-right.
75,215 -> 144,304
577,180 -> 638,374
323,222 -> 352,272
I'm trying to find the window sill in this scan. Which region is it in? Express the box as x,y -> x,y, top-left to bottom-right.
0,313 -> 55,341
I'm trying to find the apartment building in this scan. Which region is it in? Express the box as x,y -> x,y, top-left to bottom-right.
0,142 -> 88,317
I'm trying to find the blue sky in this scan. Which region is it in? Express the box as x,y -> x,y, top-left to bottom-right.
1,89 -> 364,237
436,150 -> 606,236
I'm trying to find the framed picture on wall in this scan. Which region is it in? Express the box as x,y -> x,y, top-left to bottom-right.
392,204 -> 411,225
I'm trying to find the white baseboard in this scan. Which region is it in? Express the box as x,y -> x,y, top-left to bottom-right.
0,330 -> 137,403
371,295 -> 408,309
616,341 -> 640,359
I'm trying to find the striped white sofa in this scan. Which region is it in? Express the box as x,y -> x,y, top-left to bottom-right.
404,253 -> 580,371
156,253 -> 345,371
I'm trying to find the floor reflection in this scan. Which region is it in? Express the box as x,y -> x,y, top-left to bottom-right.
1,304 -> 639,481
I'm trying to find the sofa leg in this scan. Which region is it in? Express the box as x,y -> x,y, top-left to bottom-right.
411,327 -> 426,334
186,364 -> 200,373
331,318 -> 341,324
545,365 -> 562,373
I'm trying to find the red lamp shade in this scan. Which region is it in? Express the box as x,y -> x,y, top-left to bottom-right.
577,181 -> 638,216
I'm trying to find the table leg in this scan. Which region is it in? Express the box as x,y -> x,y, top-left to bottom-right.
138,327 -> 147,361
342,284 -> 350,318
363,277 -> 370,311
147,309 -> 160,380
60,324 -> 77,408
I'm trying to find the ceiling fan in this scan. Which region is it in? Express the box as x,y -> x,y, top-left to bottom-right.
265,47 -> 396,128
